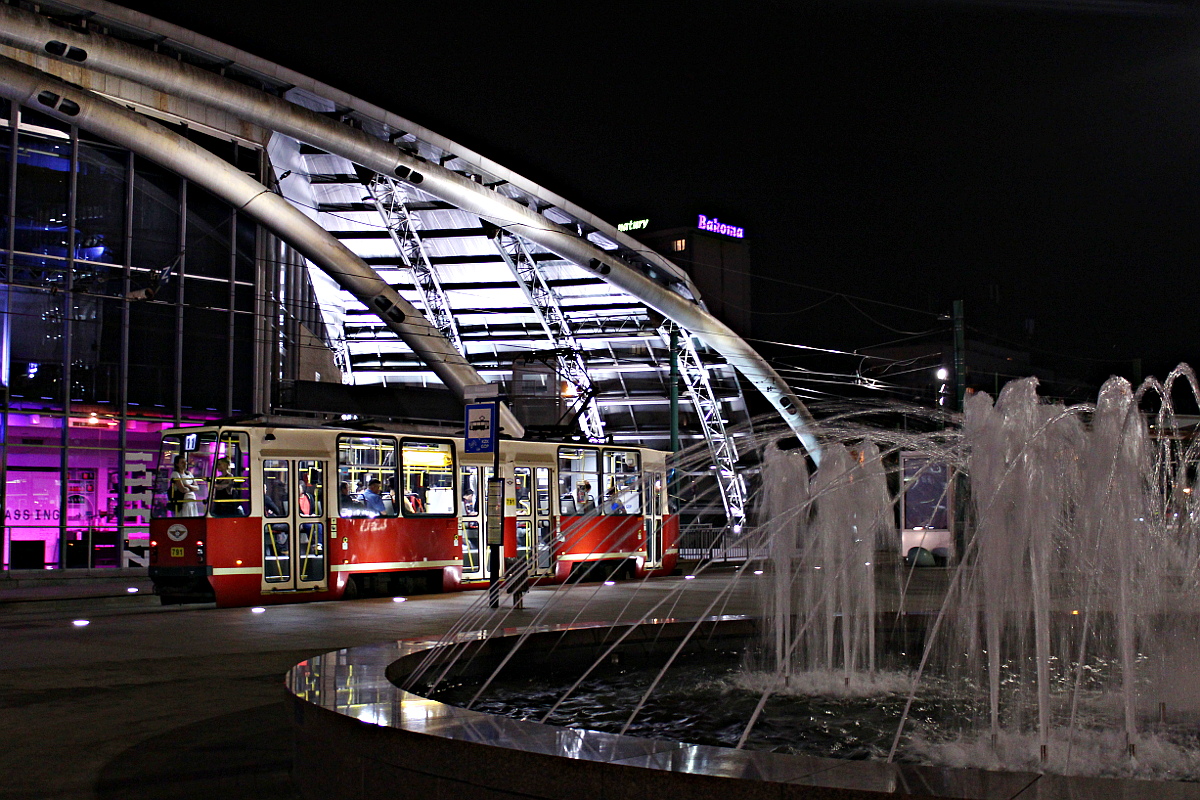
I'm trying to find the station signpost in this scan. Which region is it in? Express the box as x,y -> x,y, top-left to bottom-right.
465,397 -> 504,607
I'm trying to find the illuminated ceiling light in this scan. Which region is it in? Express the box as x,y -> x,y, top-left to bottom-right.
935,367 -> 950,381
404,449 -> 451,468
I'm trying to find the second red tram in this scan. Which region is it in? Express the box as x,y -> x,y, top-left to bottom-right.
147,422 -> 678,607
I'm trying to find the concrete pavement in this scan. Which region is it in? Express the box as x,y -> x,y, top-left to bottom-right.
0,569 -> 766,800
0,559 -> 957,800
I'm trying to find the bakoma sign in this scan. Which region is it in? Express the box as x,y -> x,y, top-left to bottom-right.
697,215 -> 744,239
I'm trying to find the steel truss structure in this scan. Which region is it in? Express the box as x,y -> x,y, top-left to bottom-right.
660,321 -> 748,530
363,174 -> 464,354
490,230 -> 604,441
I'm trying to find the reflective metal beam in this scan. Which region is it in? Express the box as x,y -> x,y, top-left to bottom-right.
0,55 -> 523,437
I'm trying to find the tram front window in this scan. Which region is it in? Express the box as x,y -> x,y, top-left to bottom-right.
152,431 -> 218,519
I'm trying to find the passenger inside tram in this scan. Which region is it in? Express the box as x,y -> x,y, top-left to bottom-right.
604,485 -> 626,515
574,481 -> 595,513
338,482 -> 363,515
169,455 -> 205,517
361,479 -> 386,516
211,458 -> 245,517
263,476 -> 286,517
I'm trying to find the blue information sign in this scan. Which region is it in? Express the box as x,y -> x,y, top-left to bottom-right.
464,403 -> 498,454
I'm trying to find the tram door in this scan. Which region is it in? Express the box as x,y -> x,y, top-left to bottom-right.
459,466 -> 492,581
261,458 -> 328,592
516,466 -> 556,578
644,471 -> 665,568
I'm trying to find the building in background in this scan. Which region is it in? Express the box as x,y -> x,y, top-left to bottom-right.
637,215 -> 754,338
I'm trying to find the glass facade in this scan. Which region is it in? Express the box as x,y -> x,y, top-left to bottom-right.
0,100 -> 270,569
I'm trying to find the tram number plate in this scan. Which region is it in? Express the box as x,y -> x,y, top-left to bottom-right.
170,547 -> 185,558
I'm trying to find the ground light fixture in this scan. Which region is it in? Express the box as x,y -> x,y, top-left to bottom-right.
392,597 -> 406,603
72,619 -> 89,627
251,607 -> 266,614
126,587 -> 139,593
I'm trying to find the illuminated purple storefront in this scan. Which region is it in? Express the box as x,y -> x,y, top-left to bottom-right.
0,98 -> 282,570
3,412 -> 173,568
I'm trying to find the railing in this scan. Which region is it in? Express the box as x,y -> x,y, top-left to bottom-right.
677,524 -> 755,564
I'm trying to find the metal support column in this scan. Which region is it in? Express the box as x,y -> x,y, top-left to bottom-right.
658,321 -> 746,530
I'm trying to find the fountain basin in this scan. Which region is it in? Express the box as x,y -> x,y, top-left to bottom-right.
285,616 -> 1200,799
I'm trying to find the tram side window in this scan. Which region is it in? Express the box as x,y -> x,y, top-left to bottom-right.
559,446 -> 599,515
400,440 -> 455,516
297,460 -> 323,517
210,431 -> 250,517
337,435 -> 397,518
535,467 -> 551,517
461,466 -> 479,516
263,459 -> 290,518
152,431 -> 218,518
602,450 -> 641,516
514,467 -> 532,516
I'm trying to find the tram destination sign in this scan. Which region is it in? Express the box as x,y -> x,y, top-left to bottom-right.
464,403 -> 498,454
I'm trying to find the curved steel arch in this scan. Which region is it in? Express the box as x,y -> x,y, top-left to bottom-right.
0,55 -> 525,437
0,4 -> 820,462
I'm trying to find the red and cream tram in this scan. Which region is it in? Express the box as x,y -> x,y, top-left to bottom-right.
147,422 -> 678,607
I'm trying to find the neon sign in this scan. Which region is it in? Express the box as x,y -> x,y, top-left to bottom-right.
617,219 -> 649,232
697,215 -> 744,239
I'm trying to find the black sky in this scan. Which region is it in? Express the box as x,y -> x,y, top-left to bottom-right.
113,0 -> 1200,390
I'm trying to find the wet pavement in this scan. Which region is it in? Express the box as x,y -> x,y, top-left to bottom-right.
0,567 -> 771,800
0,560 -> 964,800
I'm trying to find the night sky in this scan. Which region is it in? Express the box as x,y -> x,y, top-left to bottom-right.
112,0 -> 1200,396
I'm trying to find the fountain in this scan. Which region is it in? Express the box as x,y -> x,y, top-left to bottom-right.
286,367 -> 1200,798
